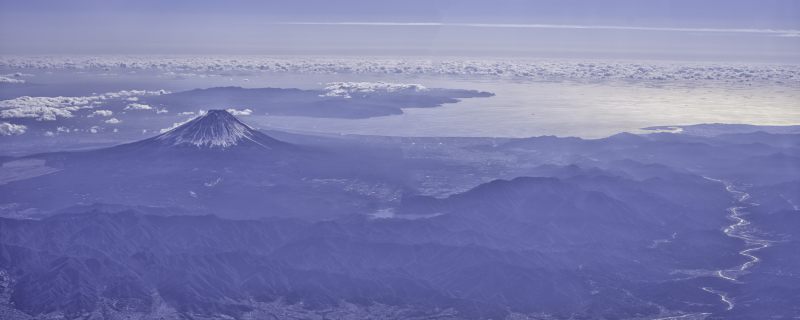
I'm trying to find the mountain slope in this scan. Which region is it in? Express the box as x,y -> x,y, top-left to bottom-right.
150,109 -> 284,149
0,110 -> 411,219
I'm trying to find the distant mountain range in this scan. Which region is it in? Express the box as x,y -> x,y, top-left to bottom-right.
0,112 -> 798,319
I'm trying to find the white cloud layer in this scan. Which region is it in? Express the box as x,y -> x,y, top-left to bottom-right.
0,56 -> 797,85
322,82 -> 427,98
160,117 -> 195,133
0,122 -> 27,136
0,73 -> 31,84
104,117 -> 121,124
89,109 -> 113,117
225,108 -> 253,116
0,76 -> 25,84
0,90 -> 167,121
0,96 -> 88,120
124,103 -> 153,110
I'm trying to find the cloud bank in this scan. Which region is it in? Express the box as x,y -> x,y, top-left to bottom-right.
225,108 -> 253,116
1,56 -> 796,86
89,110 -> 114,117
322,82 -> 428,98
0,122 -> 27,136
0,76 -> 25,84
0,90 -> 167,121
124,103 -> 153,111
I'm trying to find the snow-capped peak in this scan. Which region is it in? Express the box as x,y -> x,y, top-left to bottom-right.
154,110 -> 259,148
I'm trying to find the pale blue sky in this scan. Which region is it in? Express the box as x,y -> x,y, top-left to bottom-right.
1,0 -> 798,61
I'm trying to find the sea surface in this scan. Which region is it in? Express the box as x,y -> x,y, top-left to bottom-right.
2,66 -> 799,141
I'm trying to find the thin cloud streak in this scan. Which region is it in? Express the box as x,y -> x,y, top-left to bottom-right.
281,22 -> 800,36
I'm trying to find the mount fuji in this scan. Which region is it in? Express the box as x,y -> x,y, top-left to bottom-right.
0,110 -> 409,219
151,109 -> 286,149
107,110 -> 293,157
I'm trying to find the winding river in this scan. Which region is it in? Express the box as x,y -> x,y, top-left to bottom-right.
702,178 -> 772,312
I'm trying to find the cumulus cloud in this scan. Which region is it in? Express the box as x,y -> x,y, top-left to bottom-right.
103,89 -> 169,99
43,131 -> 55,137
160,117 -> 195,133
322,82 -> 428,98
124,103 -> 153,110
0,96 -> 90,120
156,108 -> 169,114
89,126 -> 100,134
226,108 -> 253,116
104,117 -> 121,124
0,122 -> 27,136
89,109 -> 113,117
0,90 -> 168,121
0,73 -> 31,84
178,111 -> 196,116
204,177 -> 222,187
0,76 -> 25,84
